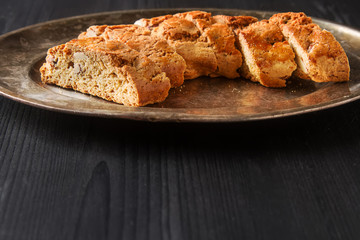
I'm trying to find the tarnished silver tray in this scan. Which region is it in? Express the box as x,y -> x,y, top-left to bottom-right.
1,9 -> 360,122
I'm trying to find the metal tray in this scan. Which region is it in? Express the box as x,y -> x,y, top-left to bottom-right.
1,9 -> 360,122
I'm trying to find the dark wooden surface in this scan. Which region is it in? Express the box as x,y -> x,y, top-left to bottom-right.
1,0 -> 360,239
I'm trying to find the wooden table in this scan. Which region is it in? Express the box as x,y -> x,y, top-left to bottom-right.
1,0 -> 360,239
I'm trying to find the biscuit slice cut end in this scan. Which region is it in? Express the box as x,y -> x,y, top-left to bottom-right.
236,20 -> 297,88
40,37 -> 171,107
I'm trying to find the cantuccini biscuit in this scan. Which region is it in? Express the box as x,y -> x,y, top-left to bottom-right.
40,37 -> 171,107
235,20 -> 297,87
269,12 -> 350,82
212,15 -> 258,31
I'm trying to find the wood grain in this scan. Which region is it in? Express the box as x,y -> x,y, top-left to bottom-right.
1,0 -> 360,239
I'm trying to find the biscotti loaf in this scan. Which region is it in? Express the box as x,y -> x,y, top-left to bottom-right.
269,12 -> 350,82
40,37 -> 171,107
79,24 -> 186,88
40,11 -> 351,108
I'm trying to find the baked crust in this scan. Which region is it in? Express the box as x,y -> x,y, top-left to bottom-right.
236,20 -> 297,87
40,37 -> 171,107
269,12 -> 350,82
134,15 -> 173,28
212,15 -> 258,30
79,24 -> 186,88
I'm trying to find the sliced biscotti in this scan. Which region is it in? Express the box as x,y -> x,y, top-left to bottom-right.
235,20 -> 297,87
136,13 -> 217,79
135,11 -> 248,79
79,25 -> 186,88
269,12 -> 350,82
40,37 -> 171,107
174,11 -> 249,79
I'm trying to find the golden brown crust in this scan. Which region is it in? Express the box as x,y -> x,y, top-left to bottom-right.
212,15 -> 258,30
134,15 -> 173,28
174,11 -> 213,32
237,20 -> 297,87
79,24 -> 186,88
175,11 -> 212,20
269,12 -> 350,82
153,17 -> 201,42
269,12 -> 313,25
40,37 -> 171,107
